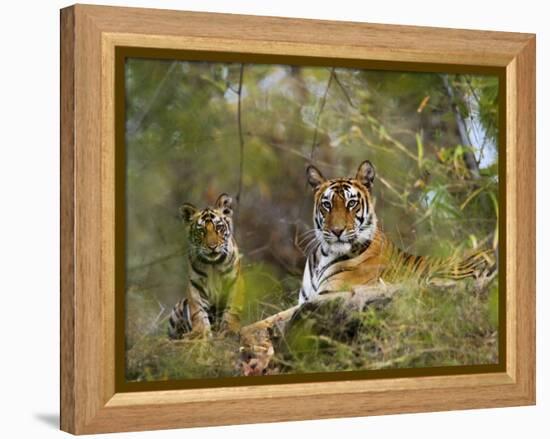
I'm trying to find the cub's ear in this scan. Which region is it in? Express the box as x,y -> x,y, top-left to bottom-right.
356,160 -> 376,190
216,193 -> 233,217
179,203 -> 198,222
306,164 -> 326,191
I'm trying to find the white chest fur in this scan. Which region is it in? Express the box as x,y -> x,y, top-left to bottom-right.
299,246 -> 340,304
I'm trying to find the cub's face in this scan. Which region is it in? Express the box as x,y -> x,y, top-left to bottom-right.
307,160 -> 377,255
180,193 -> 234,262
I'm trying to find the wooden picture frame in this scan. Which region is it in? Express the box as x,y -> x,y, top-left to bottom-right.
60,4 -> 536,434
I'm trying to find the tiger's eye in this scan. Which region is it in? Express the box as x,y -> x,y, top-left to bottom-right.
347,200 -> 358,209
322,201 -> 331,210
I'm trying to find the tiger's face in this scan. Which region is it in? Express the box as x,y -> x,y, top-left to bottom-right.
179,193 -> 234,262
307,160 -> 378,255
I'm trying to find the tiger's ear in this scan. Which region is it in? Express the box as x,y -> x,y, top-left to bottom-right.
216,193 -> 233,217
356,160 -> 376,190
179,203 -> 198,222
306,164 -> 326,191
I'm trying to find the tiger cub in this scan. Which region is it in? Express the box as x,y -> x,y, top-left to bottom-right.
168,193 -> 244,339
299,160 -> 494,304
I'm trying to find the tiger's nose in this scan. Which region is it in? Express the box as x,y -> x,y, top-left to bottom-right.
207,241 -> 218,250
331,227 -> 344,238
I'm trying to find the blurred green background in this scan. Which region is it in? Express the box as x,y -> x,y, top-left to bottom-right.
124,59 -> 499,382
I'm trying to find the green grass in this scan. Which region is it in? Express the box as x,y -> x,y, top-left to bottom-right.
125,276 -> 498,381
271,279 -> 499,374
126,335 -> 241,381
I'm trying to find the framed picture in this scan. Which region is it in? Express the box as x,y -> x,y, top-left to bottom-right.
60,4 -> 536,434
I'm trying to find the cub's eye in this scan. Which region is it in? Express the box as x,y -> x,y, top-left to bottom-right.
347,200 -> 358,209
216,224 -> 225,232
321,201 -> 331,210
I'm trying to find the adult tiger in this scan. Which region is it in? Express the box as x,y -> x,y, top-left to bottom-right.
168,193 -> 244,339
299,160 -> 494,304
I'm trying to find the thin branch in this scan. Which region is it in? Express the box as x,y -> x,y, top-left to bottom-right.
310,67 -> 335,159
367,116 -> 418,161
332,70 -> 358,109
463,76 -> 495,165
293,68 -> 335,245
226,84 -> 240,94
441,74 -> 480,179
334,71 -> 418,170
263,138 -> 339,169
464,75 -> 482,106
235,64 -> 246,213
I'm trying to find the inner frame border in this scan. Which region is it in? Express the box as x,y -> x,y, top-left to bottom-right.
114,46 -> 507,393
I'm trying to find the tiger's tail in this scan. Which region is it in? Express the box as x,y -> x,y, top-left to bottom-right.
429,248 -> 497,283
